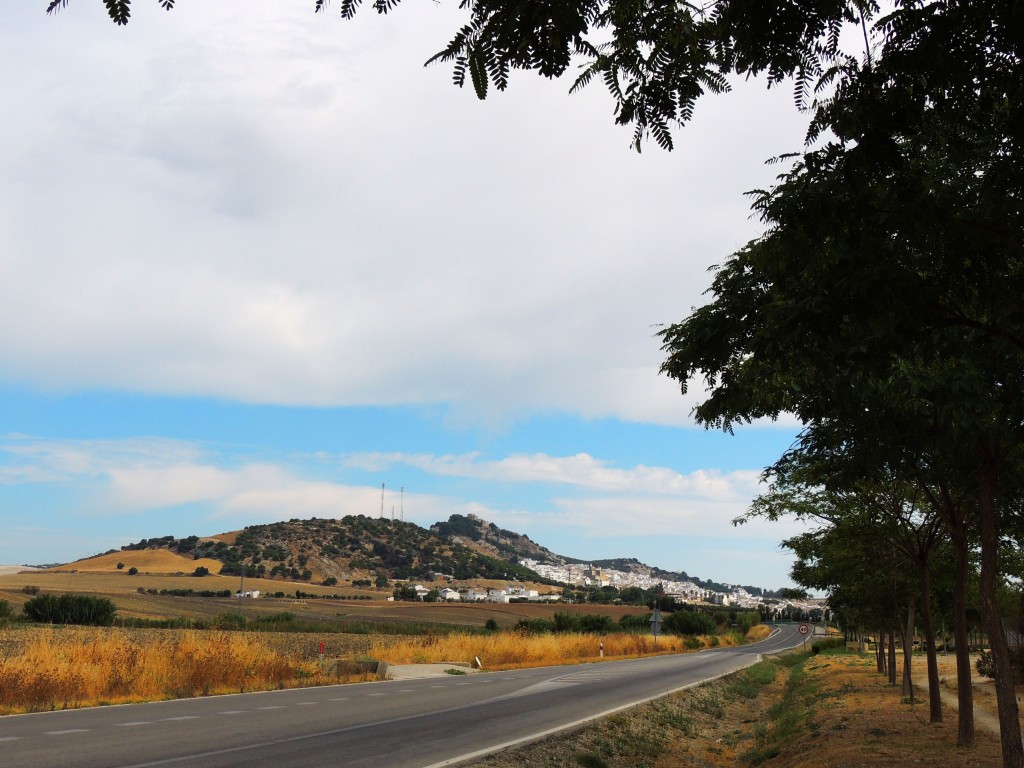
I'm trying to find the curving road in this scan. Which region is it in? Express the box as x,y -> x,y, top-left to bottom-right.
0,625 -> 807,768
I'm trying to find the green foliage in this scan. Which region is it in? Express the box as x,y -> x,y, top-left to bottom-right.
322,576 -> 338,586
0,599 -> 13,624
213,612 -> 247,630
662,608 -> 718,636
192,566 -> 210,577
23,593 -> 117,626
484,618 -> 498,631
574,754 -> 609,768
127,566 -> 139,575
515,617 -> 555,634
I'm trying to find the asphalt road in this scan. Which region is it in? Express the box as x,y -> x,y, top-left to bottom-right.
0,624 -> 808,768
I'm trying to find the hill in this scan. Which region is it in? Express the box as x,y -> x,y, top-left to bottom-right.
64,512 -> 774,595
105,516 -> 564,588
430,513 -> 562,564
52,549 -> 225,576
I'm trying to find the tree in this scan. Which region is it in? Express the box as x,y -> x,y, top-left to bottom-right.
659,16 -> 1024,761
746,461 -> 954,724
23,593 -> 117,626
52,0 -> 886,151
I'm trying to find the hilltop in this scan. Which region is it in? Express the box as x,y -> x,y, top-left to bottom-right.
69,515 -> 564,587
50,512 -> 784,598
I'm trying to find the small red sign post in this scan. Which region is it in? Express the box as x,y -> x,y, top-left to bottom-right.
799,624 -> 809,651
319,641 -> 325,672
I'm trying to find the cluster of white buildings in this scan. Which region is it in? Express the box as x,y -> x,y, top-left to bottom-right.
518,558 -> 720,601
395,584 -> 562,603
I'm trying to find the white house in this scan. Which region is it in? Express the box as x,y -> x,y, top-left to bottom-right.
465,588 -> 489,602
438,588 -> 461,601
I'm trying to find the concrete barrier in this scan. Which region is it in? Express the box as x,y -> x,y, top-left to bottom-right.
324,659 -> 388,680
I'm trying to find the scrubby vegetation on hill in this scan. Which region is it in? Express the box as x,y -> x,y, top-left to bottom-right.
119,516 -> 560,586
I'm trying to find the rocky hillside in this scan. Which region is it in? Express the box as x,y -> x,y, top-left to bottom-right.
118,516 -> 562,586
430,514 -> 563,564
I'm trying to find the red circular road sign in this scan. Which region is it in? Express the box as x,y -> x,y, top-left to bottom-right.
798,624 -> 810,635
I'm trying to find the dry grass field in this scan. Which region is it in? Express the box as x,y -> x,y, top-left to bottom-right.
48,550 -> 226,575
0,569 -> 649,628
0,623 -> 727,714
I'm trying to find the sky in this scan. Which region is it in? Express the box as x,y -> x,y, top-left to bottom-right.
1,1 -> 814,589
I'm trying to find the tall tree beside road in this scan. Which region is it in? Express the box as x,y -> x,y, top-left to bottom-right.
659,6 -> 1024,762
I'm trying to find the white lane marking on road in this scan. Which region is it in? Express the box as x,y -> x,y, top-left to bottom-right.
161,716 -> 199,721
296,702 -> 317,706
368,693 -> 387,697
0,736 -> 22,741
46,729 -> 90,735
398,689 -> 416,693
115,722 -> 153,727
327,697 -> 349,701
258,706 -> 285,710
218,711 -> 246,715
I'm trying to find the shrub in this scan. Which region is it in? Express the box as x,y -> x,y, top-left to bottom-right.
0,599 -> 13,623
663,609 -> 717,636
322,576 -> 338,586
192,566 -> 210,577
116,562 -> 125,570
515,617 -> 555,634
127,567 -> 139,575
485,618 -> 498,631
23,594 -> 117,626
213,613 -> 247,630
21,585 -> 40,596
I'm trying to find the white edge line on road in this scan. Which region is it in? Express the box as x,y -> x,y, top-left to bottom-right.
419,655 -> 767,768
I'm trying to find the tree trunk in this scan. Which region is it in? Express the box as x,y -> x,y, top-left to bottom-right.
888,628 -> 898,686
919,566 -> 942,722
877,627 -> 886,674
902,598 -> 916,700
951,516 -> 975,746
978,459 -> 1023,768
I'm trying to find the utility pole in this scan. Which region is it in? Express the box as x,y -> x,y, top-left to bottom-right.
400,486 -> 404,522
381,483 -> 385,518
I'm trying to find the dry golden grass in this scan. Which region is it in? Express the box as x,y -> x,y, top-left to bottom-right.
50,549 -> 224,575
745,623 -> 772,642
368,631 -> 732,670
0,627 -> 321,713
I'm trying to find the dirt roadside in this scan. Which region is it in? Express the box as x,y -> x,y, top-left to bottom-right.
465,650 -> 1015,768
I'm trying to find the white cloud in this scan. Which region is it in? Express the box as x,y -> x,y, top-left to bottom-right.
0,1 -> 809,427
344,450 -> 763,498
